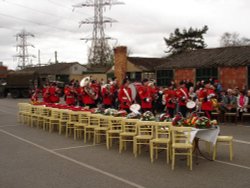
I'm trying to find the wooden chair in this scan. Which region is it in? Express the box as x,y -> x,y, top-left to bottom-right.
213,136 -> 233,161
74,112 -> 90,140
106,117 -> 124,149
84,114 -> 100,143
17,103 -> 30,124
133,121 -> 155,158
94,115 -> 110,145
171,126 -> 193,170
119,119 -> 138,153
58,109 -> 70,135
66,111 -> 79,137
150,122 -> 171,164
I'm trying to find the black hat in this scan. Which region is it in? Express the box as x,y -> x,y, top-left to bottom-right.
142,78 -> 148,83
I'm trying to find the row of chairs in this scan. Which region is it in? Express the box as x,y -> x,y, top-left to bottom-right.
18,103 -> 233,171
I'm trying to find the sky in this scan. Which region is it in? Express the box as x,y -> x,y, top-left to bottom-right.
0,0 -> 250,70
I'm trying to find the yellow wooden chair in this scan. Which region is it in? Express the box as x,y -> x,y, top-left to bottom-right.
30,105 -> 41,128
58,109 -> 70,135
150,122 -> 172,164
48,108 -> 61,133
133,121 -> 155,157
22,104 -> 33,125
213,136 -> 233,161
171,126 -> 193,170
42,107 -> 53,131
74,112 -> 90,140
66,111 -> 79,137
119,119 -> 138,153
17,103 -> 30,124
94,115 -> 110,145
36,106 -> 50,129
84,114 -> 100,143
106,117 -> 124,149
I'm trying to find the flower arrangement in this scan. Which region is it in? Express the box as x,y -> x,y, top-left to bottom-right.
159,113 -> 172,122
140,111 -> 156,121
172,112 -> 218,129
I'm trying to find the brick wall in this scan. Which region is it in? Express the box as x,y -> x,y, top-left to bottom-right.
219,66 -> 247,89
114,46 -> 127,86
0,66 -> 8,79
174,68 -> 195,85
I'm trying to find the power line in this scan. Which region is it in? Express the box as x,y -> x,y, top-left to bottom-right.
0,12 -> 78,33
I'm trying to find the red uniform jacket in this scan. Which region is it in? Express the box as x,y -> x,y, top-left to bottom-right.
42,87 -> 50,103
81,86 -> 96,105
64,87 -> 76,106
176,87 -> 189,106
118,86 -> 132,109
138,85 -> 152,109
165,89 -> 176,109
49,86 -> 60,103
101,86 -> 113,105
199,88 -> 215,111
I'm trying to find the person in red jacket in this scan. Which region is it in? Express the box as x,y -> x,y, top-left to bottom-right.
48,82 -> 60,103
101,84 -> 113,108
163,85 -> 177,117
118,78 -> 132,112
176,81 -> 189,117
42,83 -> 50,103
199,81 -> 216,119
138,79 -> 153,112
64,83 -> 76,106
80,81 -> 97,109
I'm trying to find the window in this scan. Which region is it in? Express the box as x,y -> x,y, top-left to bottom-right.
126,72 -> 142,82
196,67 -> 218,82
143,72 -> 155,80
156,70 -> 173,86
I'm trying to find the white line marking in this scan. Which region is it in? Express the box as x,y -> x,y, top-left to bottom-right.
0,129 -> 145,188
52,143 -> 105,151
0,125 -> 18,128
214,160 -> 250,170
234,139 -> 250,145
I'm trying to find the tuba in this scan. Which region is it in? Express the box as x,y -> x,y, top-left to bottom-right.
80,77 -> 98,100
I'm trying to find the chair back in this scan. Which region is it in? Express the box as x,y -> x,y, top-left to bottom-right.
171,126 -> 192,144
99,115 -> 110,128
136,121 -> 155,137
68,111 -> 80,123
78,111 -> 90,125
122,119 -> 138,134
156,122 -> 171,139
39,106 -> 50,117
60,109 -> 70,121
88,114 -> 101,127
108,117 -> 124,131
50,108 -> 61,119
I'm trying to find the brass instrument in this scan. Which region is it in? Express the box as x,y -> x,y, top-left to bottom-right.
80,77 -> 98,100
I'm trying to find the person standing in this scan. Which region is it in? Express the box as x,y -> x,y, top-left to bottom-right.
118,78 -> 132,112
138,79 -> 153,113
176,81 -> 189,117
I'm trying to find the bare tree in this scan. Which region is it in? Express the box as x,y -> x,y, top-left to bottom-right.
220,32 -> 250,47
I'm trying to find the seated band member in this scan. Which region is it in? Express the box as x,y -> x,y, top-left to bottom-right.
118,78 -> 132,112
176,81 -> 189,117
48,82 -> 60,103
64,83 -> 76,106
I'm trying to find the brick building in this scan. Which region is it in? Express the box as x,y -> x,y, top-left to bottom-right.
114,46 -> 250,89
156,46 -> 250,89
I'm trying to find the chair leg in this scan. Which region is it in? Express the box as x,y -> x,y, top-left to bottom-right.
172,148 -> 175,170
190,149 -> 193,170
213,144 -> 217,160
119,136 -> 122,153
106,133 -> 109,149
150,141 -> 154,163
133,138 -> 137,157
229,141 -> 233,161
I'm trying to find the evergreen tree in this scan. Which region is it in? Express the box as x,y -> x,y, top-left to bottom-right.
164,25 -> 208,55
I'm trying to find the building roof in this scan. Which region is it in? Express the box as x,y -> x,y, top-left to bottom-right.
127,57 -> 165,71
156,46 -> 250,69
85,65 -> 112,73
20,62 -> 82,75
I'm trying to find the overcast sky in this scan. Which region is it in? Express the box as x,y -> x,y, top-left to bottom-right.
0,0 -> 250,69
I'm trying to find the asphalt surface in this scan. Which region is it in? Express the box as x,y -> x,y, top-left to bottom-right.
0,98 -> 250,188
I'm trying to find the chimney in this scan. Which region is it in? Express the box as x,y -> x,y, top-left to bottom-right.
114,46 -> 127,86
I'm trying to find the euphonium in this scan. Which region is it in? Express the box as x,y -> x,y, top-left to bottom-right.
84,85 -> 98,100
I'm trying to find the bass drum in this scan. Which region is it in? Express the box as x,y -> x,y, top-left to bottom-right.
128,83 -> 137,101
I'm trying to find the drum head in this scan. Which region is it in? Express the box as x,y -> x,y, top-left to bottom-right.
186,101 -> 196,109
130,104 -> 141,113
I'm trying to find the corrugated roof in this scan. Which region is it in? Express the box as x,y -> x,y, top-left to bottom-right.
127,57 -> 165,71
20,62 -> 81,74
156,46 -> 250,69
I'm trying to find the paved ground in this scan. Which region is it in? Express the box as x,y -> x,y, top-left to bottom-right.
0,98 -> 250,188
